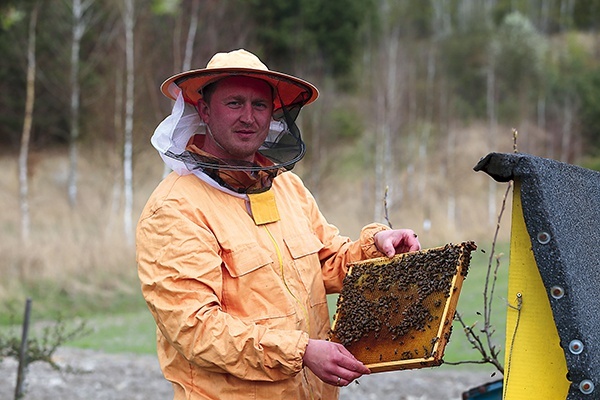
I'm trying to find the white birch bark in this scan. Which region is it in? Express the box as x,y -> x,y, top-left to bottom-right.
182,0 -> 199,72
419,0 -> 445,231
123,0 -> 135,244
163,0 -> 200,178
383,29 -> 398,215
19,4 -> 39,244
105,66 -> 123,237
68,0 -> 93,207
373,29 -> 400,224
373,87 -> 385,222
445,127 -> 456,227
486,47 -> 498,226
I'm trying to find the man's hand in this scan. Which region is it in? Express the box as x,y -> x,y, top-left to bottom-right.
374,229 -> 421,257
303,339 -> 370,387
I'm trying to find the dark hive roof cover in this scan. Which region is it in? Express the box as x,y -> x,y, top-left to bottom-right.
474,152 -> 600,399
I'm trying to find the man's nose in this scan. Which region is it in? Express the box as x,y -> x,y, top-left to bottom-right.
240,104 -> 255,124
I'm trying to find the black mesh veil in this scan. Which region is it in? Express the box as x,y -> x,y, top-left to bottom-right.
258,96 -> 306,169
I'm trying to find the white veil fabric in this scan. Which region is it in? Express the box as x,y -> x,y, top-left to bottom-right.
151,92 -> 204,176
150,92 -> 249,201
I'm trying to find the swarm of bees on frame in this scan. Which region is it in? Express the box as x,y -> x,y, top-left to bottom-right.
329,241 -> 477,373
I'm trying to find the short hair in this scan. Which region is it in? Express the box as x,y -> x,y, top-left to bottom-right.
199,81 -> 218,105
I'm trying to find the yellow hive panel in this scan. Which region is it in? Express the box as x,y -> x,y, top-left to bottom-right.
503,182 -> 569,398
329,241 -> 476,373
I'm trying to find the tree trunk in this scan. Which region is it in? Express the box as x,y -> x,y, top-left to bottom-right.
417,39 -> 436,229
448,123 -> 459,230
373,29 -> 400,223
559,0 -> 575,32
182,0 -> 199,72
68,0 -> 92,207
19,3 -> 39,244
540,0 -> 551,33
384,31 -> 398,215
105,66 -> 123,238
560,97 -> 574,163
537,95 -> 547,156
486,49 -> 497,226
123,0 -> 135,245
163,0 -> 200,178
373,90 -> 385,222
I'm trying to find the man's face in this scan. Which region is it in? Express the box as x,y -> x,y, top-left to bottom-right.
198,76 -> 274,162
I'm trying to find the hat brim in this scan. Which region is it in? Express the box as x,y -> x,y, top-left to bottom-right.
160,68 -> 319,111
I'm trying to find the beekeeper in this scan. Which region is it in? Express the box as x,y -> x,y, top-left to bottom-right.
136,49 -> 421,400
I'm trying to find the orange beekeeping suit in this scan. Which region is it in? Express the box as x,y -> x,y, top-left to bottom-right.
136,170 -> 388,399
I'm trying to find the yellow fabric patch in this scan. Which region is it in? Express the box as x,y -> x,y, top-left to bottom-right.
248,190 -> 280,225
503,181 -> 569,399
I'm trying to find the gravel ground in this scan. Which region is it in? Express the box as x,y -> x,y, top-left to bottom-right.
0,348 -> 499,399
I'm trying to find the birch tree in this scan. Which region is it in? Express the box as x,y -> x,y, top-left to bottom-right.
486,46 -> 498,226
123,0 -> 134,244
162,0 -> 200,178
425,0 -> 452,231
68,0 -> 94,207
487,13 -> 499,226
181,0 -> 199,73
18,3 -> 39,244
372,0 -> 402,223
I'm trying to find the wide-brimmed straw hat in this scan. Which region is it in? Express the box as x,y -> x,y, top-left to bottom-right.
160,49 -> 319,111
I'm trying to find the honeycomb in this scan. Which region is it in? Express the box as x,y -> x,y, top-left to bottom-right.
329,241 -> 476,373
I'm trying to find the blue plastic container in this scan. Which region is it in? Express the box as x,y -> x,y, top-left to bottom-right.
462,379 -> 503,400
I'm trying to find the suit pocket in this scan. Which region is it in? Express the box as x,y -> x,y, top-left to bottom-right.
284,233 -> 327,307
221,243 -> 296,324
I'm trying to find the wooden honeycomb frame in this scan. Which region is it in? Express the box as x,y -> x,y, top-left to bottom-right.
329,241 -> 476,373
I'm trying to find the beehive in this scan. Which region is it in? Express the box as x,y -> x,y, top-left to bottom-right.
329,241 -> 476,373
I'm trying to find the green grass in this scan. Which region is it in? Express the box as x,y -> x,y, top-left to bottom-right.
0,287 -> 157,355
0,279 -> 148,326
66,310 -> 158,354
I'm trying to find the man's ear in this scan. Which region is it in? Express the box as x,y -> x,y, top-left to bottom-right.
197,100 -> 210,123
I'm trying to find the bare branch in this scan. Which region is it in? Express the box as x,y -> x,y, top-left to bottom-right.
383,185 -> 393,228
448,311 -> 504,373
